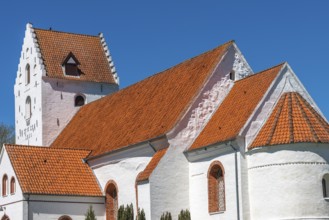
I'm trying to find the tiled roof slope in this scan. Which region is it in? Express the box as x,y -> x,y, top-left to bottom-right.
189,64 -> 284,150
51,41 -> 233,156
250,92 -> 329,149
5,144 -> 102,196
34,28 -> 116,84
137,148 -> 168,182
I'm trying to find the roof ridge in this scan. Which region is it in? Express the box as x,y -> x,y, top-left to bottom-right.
33,27 -> 99,38
235,62 -> 286,83
296,93 -> 329,134
5,144 -> 91,152
265,93 -> 287,145
294,93 -> 319,142
288,93 -> 294,143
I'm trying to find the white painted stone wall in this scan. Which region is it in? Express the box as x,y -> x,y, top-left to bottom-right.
90,145 -> 155,217
14,24 -> 119,147
189,146 -> 238,220
149,45 -> 250,219
0,147 -> 25,220
137,182 -> 151,220
41,77 -> 118,146
27,195 -> 105,220
248,143 -> 329,220
14,24 -> 44,146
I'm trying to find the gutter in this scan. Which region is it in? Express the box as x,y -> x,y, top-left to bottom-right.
227,141 -> 240,220
83,134 -> 166,162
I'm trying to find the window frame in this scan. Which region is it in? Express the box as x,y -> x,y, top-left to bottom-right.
208,161 -> 226,213
323,174 -> 329,199
2,174 -> 8,197
10,177 -> 15,195
25,96 -> 32,120
25,64 -> 30,85
74,94 -> 85,107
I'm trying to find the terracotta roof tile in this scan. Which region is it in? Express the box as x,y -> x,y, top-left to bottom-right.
249,92 -> 329,149
51,41 -> 233,156
137,148 -> 168,182
189,64 -> 284,150
5,144 -> 102,196
34,28 -> 116,84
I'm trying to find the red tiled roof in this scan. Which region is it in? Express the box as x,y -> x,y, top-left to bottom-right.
5,144 -> 102,196
249,92 -> 329,149
189,64 -> 284,150
51,41 -> 234,156
137,148 -> 168,182
34,28 -> 116,84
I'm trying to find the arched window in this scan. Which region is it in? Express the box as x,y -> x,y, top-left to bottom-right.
105,180 -> 118,220
208,161 -> 225,213
75,95 -> 85,107
58,215 -> 72,220
323,174 -> 329,198
25,96 -> 32,120
2,175 -> 8,197
10,177 -> 15,194
25,64 -> 30,85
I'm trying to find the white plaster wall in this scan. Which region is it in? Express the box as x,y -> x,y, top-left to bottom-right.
28,195 -> 104,220
15,24 -> 44,146
189,147 -> 238,220
137,182 -> 151,220
248,143 -> 329,220
92,156 -> 152,216
149,44 -> 246,220
41,77 -> 118,146
0,147 -> 25,220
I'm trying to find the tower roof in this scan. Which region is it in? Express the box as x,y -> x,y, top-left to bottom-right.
33,27 -> 118,84
250,92 -> 329,149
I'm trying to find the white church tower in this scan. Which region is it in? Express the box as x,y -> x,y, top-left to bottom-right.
14,23 -> 119,146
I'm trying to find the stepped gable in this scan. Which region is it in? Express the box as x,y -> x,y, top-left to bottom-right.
51,41 -> 233,156
250,92 -> 329,149
137,148 -> 168,182
189,64 -> 284,151
5,144 -> 102,196
34,28 -> 117,84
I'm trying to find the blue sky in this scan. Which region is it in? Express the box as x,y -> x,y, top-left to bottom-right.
0,1 -> 328,126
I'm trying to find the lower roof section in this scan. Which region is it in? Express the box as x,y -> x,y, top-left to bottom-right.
5,144 -> 102,197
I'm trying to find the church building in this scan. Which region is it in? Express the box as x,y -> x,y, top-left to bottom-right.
0,23 -> 329,220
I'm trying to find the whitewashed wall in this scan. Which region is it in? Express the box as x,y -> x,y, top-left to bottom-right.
248,143 -> 329,220
90,144 -> 155,217
188,146 -> 238,220
149,44 -> 250,220
15,24 -> 119,147
137,182 -> 151,220
0,147 -> 25,220
41,77 -> 118,146
27,195 -> 104,220
14,24 -> 44,146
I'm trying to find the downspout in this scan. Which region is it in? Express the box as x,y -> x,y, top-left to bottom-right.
228,141 -> 240,220
27,194 -> 30,220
